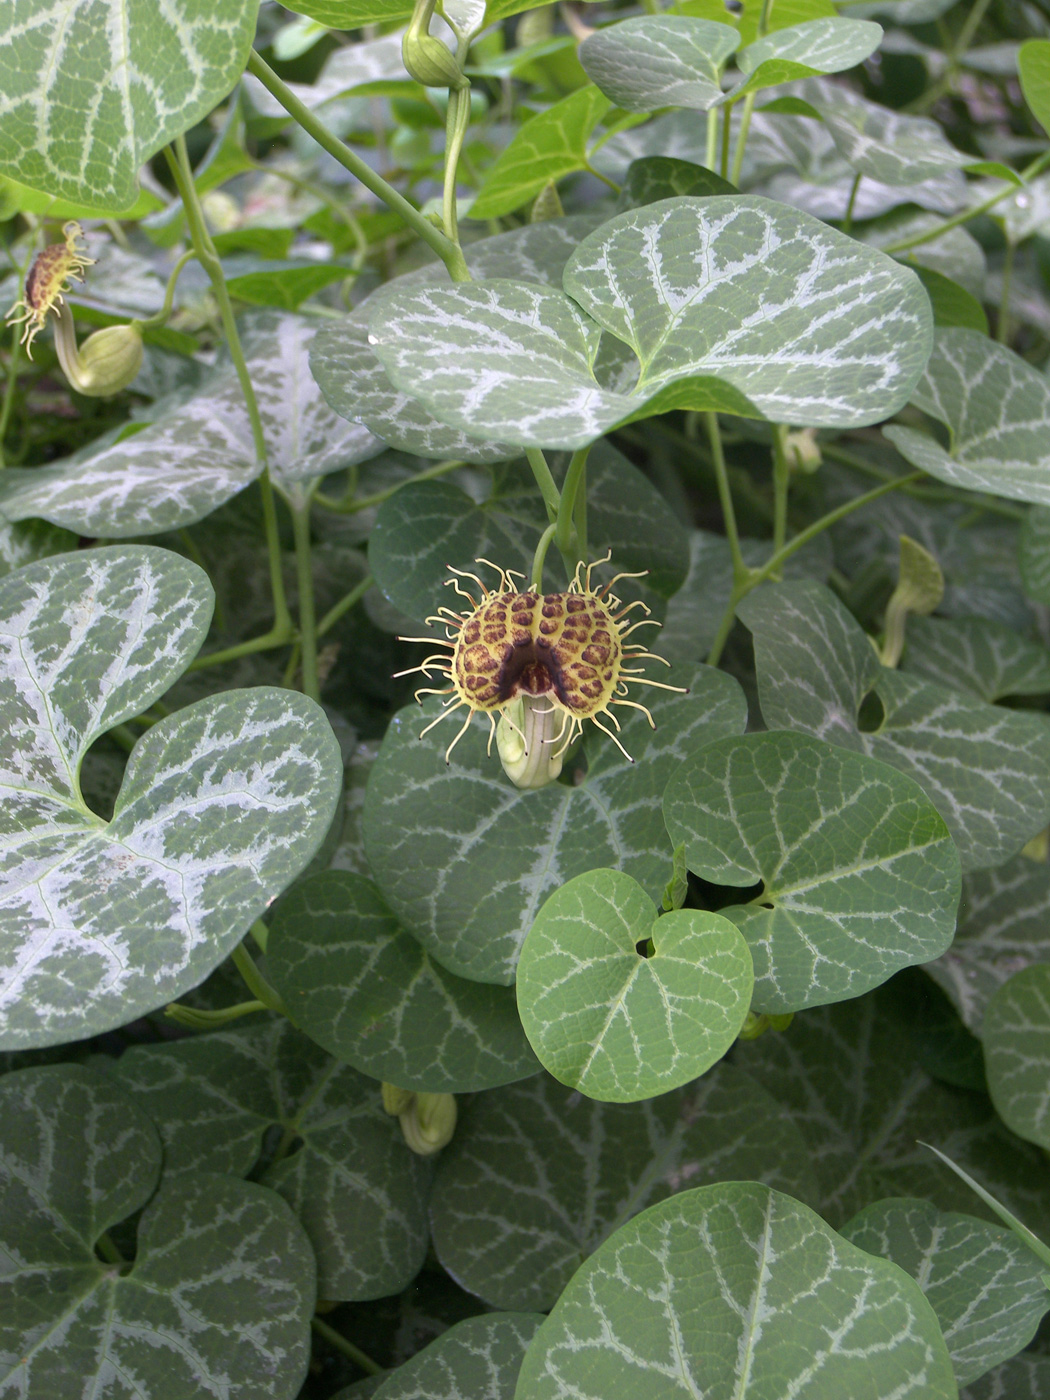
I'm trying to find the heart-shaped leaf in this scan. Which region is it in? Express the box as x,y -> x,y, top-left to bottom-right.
579,17 -> 740,113
363,665 -> 746,985
0,546 -> 342,1049
842,1196 -> 1050,1385
0,313 -> 377,536
902,615 -> 1050,701
0,0 -> 259,211
739,578 -> 1050,870
372,1314 -> 543,1400
726,17 -> 882,101
515,1182 -> 957,1400
516,868 -> 753,1101
983,962 -> 1050,1150
267,870 -> 540,1092
429,1063 -> 820,1311
735,987 -> 1050,1235
927,856 -> 1050,1034
799,76 -> 973,183
885,329 -> 1050,506
663,730 -> 960,1014
0,1065 -> 314,1399
370,197 -> 933,448
107,1018 -> 432,1301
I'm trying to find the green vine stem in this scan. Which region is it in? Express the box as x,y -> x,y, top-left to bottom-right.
314,456 -> 465,513
705,469 -> 925,666
555,445 -> 590,565
883,147 -> 1050,255
187,628 -> 295,673
442,83 -> 472,250
524,446 -> 563,521
904,0 -> 994,114
165,999 -> 267,1029
530,522 -> 558,589
842,173 -> 862,235
821,443 -> 1025,518
997,237 -> 1015,345
706,412 -> 750,586
246,50 -> 469,283
729,94 -> 756,188
164,137 -> 293,641
0,237 -> 38,468
310,1317 -> 383,1376
290,501 -> 320,703
231,942 -> 292,1018
139,248 -> 195,332
317,574 -> 373,639
771,424 -> 791,555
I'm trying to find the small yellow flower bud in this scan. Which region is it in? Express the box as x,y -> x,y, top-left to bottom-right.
783,428 -> 822,474
53,304 -> 143,397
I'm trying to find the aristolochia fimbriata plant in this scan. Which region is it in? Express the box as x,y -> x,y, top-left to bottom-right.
398,555 -> 685,787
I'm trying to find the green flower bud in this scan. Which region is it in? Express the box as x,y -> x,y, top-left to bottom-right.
53,303 -> 143,397
399,1091 -> 457,1155
381,1082 -> 415,1116
402,30 -> 468,90
496,694 -> 565,789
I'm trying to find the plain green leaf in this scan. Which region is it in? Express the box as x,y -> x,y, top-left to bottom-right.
107,1018 -> 432,1301
927,856 -> 1050,1035
902,615 -> 1050,702
885,329 -> 1050,508
983,962 -> 1050,1150
429,1063 -> 820,1311
371,197 -> 932,448
0,1065 -> 314,1399
841,1197 -> 1050,1385
962,1354 -> 1050,1398
0,546 -> 343,1049
1019,40 -> 1050,137
373,1314 -> 544,1400
914,266 -> 990,334
226,259 -> 352,310
0,0 -> 260,210
514,1182 -> 957,1400
735,987 -> 1050,1235
516,868 -> 752,1100
469,86 -> 611,220
739,578 -> 1050,870
578,17 -> 740,113
0,313 -> 379,535
363,665 -> 746,984
267,870 -> 540,1092
663,730 -> 960,1013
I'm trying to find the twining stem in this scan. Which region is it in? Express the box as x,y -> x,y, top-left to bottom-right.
883,148 -> 1050,255
165,137 -> 293,638
246,50 -> 469,282
998,238 -> 1015,345
318,574 -> 373,637
165,999 -> 267,1028
96,1232 -> 125,1266
706,413 -> 749,584
555,445 -> 590,565
311,1318 -> 383,1376
842,173 -> 862,235
705,470 -> 926,666
771,424 -> 791,555
231,942 -> 291,1018
139,248 -> 195,331
314,456 -> 465,513
729,93 -> 756,187
291,502 -> 320,703
530,522 -> 558,589
442,81 -> 472,250
525,447 -> 563,521
822,442 -> 1025,518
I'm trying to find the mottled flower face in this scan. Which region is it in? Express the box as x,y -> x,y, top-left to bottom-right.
5,222 -> 95,356
398,556 -> 684,765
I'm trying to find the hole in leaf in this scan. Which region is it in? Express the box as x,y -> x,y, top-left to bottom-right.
635,937 -> 653,958
857,688 -> 885,732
